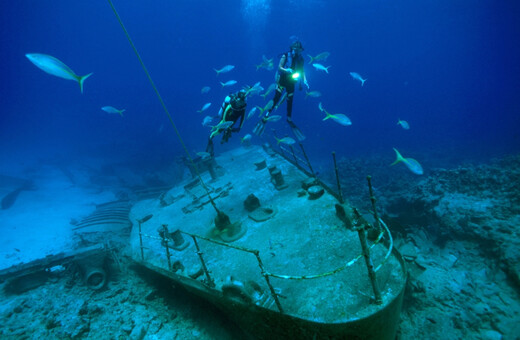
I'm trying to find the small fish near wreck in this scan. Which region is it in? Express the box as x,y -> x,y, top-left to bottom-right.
247,107 -> 258,120
220,80 -> 237,88
214,65 -> 235,76
323,112 -> 352,126
312,63 -> 331,74
391,148 -> 423,175
240,134 -> 252,144
397,119 -> 410,130
265,115 -> 282,123
305,90 -> 322,99
101,106 -> 125,117
320,102 -> 352,126
256,55 -> 274,71
307,51 -> 330,64
202,116 -> 213,126
275,136 -> 296,145
197,102 -> 212,113
349,72 -> 367,86
25,53 -> 93,93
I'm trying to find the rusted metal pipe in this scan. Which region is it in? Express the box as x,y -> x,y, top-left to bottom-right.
332,152 -> 344,204
137,214 -> 153,261
161,224 -> 172,270
366,176 -> 381,232
191,235 -> 215,288
299,143 -> 315,177
253,251 -> 284,313
353,209 -> 382,304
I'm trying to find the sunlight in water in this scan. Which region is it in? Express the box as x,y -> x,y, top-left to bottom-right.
240,0 -> 271,31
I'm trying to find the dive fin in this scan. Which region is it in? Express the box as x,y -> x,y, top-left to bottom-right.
254,93 -> 289,136
253,117 -> 268,136
288,120 -> 305,141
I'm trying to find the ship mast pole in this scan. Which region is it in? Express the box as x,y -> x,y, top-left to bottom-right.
352,209 -> 383,305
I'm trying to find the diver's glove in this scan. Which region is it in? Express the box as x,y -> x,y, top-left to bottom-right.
285,68 -> 293,74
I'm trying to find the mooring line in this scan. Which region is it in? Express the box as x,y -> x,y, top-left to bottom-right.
107,0 -> 220,212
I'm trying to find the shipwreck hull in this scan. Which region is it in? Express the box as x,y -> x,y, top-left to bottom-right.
129,145 -> 407,339
137,247 -> 406,339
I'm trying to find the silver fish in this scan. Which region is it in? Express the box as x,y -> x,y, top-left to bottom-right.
244,82 -> 263,96
247,107 -> 258,120
265,115 -> 282,122
397,119 -> 410,130
391,148 -> 423,175
350,72 -> 367,86
257,100 -> 274,116
210,120 -> 234,131
275,137 -> 296,145
241,134 -> 252,143
198,102 -> 212,113
308,52 -> 330,64
312,63 -> 331,73
202,116 -> 213,126
261,83 -> 277,99
25,53 -> 92,93
214,65 -> 235,76
256,55 -> 274,71
305,91 -> 322,99
220,80 -> 237,88
322,111 -> 352,126
101,106 -> 125,117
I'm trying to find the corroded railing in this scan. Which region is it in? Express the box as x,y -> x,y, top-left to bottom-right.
137,216 -> 394,313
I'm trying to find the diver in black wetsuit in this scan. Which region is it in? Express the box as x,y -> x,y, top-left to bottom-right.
254,40 -> 309,140
206,89 -> 247,156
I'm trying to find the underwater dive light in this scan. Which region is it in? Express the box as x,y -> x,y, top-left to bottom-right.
292,72 -> 301,80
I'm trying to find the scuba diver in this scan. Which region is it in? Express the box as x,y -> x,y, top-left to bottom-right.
206,89 -> 247,157
254,40 -> 309,141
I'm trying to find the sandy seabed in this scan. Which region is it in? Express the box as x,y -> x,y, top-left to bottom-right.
1,153 -> 519,339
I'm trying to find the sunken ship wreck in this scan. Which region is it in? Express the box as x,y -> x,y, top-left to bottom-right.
128,143 -> 407,339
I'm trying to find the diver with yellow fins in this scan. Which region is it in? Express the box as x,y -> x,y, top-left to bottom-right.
206,89 -> 247,157
254,40 -> 309,141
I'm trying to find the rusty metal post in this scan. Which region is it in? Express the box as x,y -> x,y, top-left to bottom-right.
191,235 -> 215,288
289,145 -> 298,166
299,143 -> 315,177
161,224 -> 172,270
366,176 -> 381,232
352,209 -> 382,304
137,214 -> 153,261
332,152 -> 344,204
253,251 -> 284,313
138,221 -> 144,260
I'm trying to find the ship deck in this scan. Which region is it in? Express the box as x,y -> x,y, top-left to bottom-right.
129,145 -> 406,323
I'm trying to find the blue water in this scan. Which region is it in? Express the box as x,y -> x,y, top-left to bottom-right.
2,1 -> 520,174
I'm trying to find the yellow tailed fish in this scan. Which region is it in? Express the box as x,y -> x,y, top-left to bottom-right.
25,53 -> 92,93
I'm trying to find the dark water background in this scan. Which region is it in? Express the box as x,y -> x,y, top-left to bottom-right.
1,0 -> 520,175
